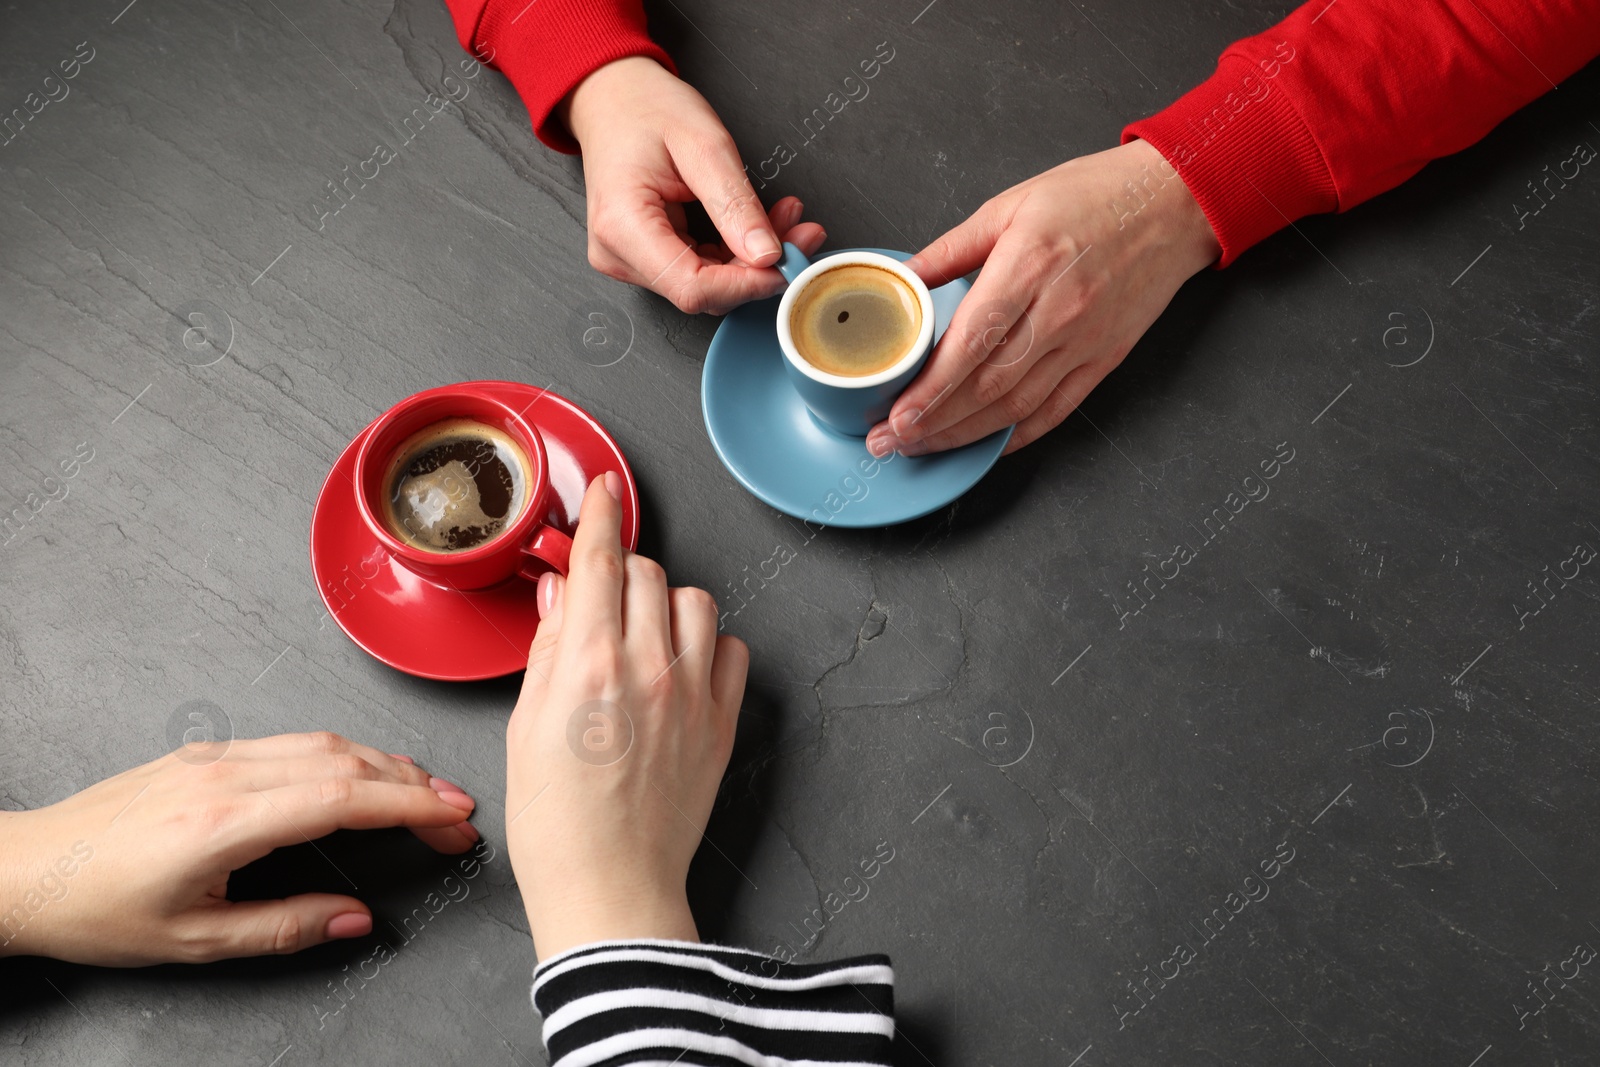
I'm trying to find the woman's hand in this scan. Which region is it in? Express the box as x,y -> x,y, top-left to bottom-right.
563,56 -> 826,315
506,474 -> 748,959
0,734 -> 478,966
866,139 -> 1221,457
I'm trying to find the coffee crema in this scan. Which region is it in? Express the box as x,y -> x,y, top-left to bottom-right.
789,264 -> 922,377
381,418 -> 530,553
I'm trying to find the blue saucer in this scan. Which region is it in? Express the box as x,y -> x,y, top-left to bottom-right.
701,248 -> 1011,528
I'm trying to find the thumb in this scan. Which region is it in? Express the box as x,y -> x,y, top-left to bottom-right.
189,896 -> 373,961
673,130 -> 780,267
524,572 -> 566,688
904,200 -> 1007,287
537,569 -> 566,629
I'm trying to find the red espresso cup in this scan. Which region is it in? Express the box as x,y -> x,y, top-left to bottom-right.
353,385 -> 571,590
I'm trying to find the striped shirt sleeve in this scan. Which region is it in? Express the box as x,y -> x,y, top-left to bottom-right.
531,938 -> 896,1067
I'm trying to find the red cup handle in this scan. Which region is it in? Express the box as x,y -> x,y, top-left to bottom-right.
519,524 -> 573,580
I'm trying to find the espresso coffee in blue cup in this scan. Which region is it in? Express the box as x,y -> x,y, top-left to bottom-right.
775,244 -> 936,436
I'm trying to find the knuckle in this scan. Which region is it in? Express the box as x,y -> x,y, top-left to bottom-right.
1054,265 -> 1103,307
922,233 -> 955,271
1035,394 -> 1067,428
577,646 -> 627,691
628,555 -> 667,586
972,369 -> 1012,408
585,231 -> 628,281
504,713 -> 527,749
395,757 -> 430,785
1019,241 -> 1059,284
998,387 -> 1038,424
192,799 -> 237,838
580,546 -> 626,584
592,253 -> 629,284
588,202 -> 623,241
272,911 -> 305,954
304,731 -> 346,756
703,128 -> 740,160
958,324 -> 993,363
317,776 -> 355,809
678,586 -> 717,617
694,132 -> 741,177
644,657 -> 677,690
1074,251 -> 1108,291
720,635 -> 750,674
1055,290 -> 1091,322
721,189 -> 760,226
194,760 -> 233,785
1047,379 -> 1081,417
330,754 -> 374,780
667,280 -> 705,315
679,127 -> 720,157
172,924 -> 220,964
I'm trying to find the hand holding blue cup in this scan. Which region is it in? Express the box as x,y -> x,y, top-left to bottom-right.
774,243 -> 936,437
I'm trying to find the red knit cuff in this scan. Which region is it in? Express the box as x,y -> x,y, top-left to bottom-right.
475,0 -> 676,154
1122,54 -> 1337,268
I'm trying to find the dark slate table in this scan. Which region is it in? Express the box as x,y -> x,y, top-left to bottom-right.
3,0 -> 1598,1063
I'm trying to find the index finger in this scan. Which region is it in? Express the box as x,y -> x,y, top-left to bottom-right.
904,201 -> 1006,288
558,474 -> 627,646
671,131 -> 781,268
881,208 -> 1015,436
886,257 -> 1024,440
610,207 -> 783,314
228,779 -> 476,863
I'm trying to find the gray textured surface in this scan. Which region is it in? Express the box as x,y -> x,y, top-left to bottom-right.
3,0 -> 1599,1064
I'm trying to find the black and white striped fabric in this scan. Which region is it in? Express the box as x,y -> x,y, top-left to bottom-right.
531,939 -> 895,1066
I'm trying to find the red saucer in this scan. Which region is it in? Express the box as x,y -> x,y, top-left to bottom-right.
310,381 -> 640,680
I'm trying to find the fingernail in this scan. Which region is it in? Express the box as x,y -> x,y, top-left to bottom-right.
603,470 -> 622,502
429,775 -> 466,795
866,432 -> 894,458
904,255 -> 924,274
537,571 -> 556,616
899,439 -> 930,457
745,227 -> 780,263
892,408 -> 923,440
389,754 -> 415,764
325,912 -> 372,940
437,791 -> 476,812
455,821 -> 480,843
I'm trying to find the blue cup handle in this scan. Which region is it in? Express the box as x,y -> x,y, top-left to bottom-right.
775,242 -> 811,285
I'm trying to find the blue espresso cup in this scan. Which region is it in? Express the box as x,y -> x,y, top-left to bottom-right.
774,244 -> 935,437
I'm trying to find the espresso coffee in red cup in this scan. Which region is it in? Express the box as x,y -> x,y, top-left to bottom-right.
353,385 -> 571,590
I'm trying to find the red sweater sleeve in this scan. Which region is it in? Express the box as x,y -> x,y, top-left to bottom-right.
1124,0 -> 1600,266
441,0 -> 675,153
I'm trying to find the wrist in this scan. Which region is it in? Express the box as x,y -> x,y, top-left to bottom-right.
0,810 -> 43,958
528,884 -> 697,960
560,55 -> 669,147
1122,138 -> 1221,275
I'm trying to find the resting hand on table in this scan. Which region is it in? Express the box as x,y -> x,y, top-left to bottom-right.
562,56 -> 826,315
867,139 -> 1221,457
0,734 -> 478,966
506,473 -> 748,959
